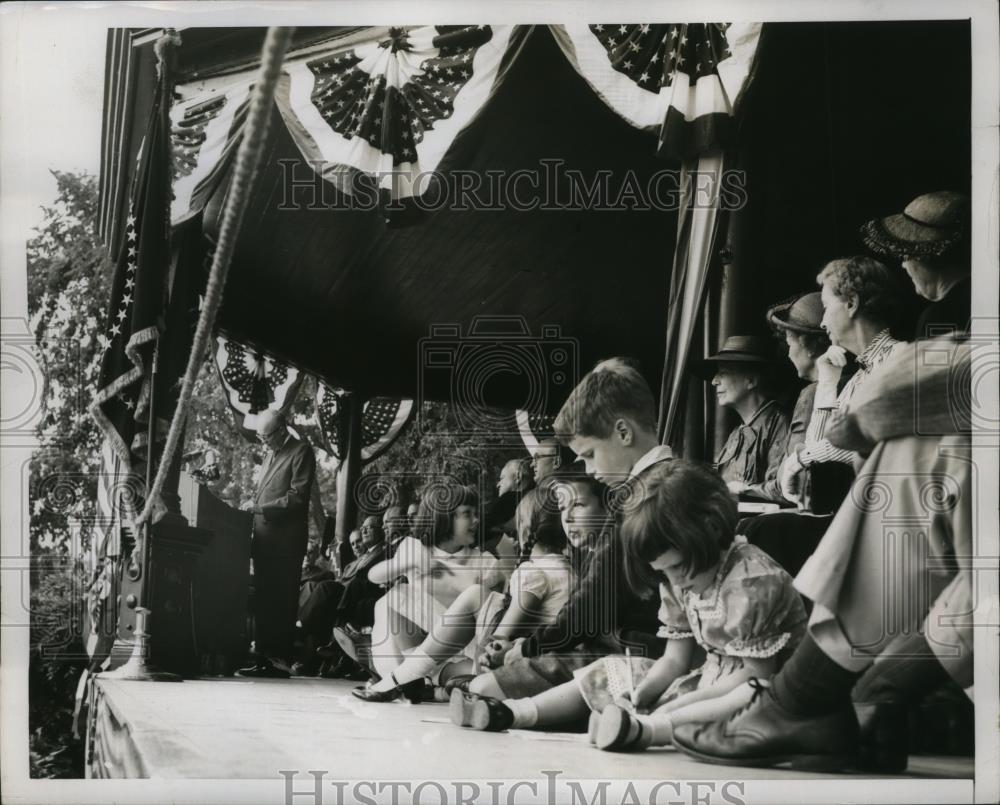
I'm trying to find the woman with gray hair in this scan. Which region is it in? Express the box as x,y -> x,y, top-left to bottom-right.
780,256 -> 907,502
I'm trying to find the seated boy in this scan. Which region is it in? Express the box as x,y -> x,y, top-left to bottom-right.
466,358 -> 674,701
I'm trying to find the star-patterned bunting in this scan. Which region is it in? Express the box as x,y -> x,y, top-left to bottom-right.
214,336 -> 304,440
551,22 -> 761,160
316,383 -> 414,463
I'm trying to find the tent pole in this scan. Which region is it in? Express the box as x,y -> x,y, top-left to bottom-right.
335,393 -> 364,546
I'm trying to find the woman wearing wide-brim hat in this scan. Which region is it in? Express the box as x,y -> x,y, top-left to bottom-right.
728,292 -> 833,505
861,190 -> 970,339
735,292 -> 848,582
691,336 -> 789,498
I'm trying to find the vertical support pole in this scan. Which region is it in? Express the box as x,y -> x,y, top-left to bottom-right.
334,393 -> 364,546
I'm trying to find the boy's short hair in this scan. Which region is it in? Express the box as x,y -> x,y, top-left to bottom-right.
412,483 -> 479,547
553,357 -> 657,442
620,460 -> 736,596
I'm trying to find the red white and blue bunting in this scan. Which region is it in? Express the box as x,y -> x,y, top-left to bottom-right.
170,81 -> 252,226
214,336 -> 304,437
316,383 -> 414,463
168,24 -> 758,215
276,25 -> 516,201
550,23 -> 762,160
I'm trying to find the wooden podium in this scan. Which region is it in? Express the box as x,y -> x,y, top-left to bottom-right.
177,472 -> 253,676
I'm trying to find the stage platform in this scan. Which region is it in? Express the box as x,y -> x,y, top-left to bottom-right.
86,676 -> 975,781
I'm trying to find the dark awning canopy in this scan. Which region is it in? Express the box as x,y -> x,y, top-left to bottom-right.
211,27 -> 678,411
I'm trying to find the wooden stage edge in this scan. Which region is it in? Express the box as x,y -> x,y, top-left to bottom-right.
87,676 -> 975,781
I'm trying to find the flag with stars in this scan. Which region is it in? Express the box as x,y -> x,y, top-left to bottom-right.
91,75 -> 172,464
213,336 -> 305,440
276,25 -> 516,208
170,81 -> 252,226
316,383 -> 414,463
551,23 -> 762,160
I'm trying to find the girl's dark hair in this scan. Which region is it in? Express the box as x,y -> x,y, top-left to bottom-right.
772,325 -> 831,361
522,499 -> 568,560
620,460 -> 736,597
412,483 -> 479,547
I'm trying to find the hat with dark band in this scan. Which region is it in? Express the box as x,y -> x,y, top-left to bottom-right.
690,335 -> 778,380
861,191 -> 969,259
766,291 -> 825,335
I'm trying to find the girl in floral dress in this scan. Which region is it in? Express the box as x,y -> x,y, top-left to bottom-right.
451,460 -> 807,750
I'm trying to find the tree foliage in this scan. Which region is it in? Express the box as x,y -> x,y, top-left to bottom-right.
25,172 -> 534,778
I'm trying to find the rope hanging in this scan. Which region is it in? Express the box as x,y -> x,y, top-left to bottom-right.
135,26 -> 296,527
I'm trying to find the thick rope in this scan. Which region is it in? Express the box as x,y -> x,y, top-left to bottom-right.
136,26 -> 296,527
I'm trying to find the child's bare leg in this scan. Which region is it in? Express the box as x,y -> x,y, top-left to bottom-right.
439,658 -> 474,685
370,587 -> 483,691
371,600 -> 424,679
468,672 -> 506,699
503,679 -> 588,729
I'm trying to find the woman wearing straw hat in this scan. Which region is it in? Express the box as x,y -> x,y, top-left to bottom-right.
751,292 -> 832,504
691,336 -> 789,498
861,190 -> 971,339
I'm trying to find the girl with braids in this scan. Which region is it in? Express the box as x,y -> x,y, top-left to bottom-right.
353,486 -> 574,702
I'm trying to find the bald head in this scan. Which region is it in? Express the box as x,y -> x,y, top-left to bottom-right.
256,410 -> 287,450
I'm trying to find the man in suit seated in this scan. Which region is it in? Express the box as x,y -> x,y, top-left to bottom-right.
238,411 -> 317,679
296,518 -> 389,677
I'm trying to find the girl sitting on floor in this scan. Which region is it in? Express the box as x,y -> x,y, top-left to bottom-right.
451,460 -> 807,752
458,471 -> 662,704
356,483 -> 503,698
353,488 -> 574,701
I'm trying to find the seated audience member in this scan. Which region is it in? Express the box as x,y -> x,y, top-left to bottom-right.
530,438 -> 577,486
351,487 -> 574,702
740,293 -> 831,503
383,506 -> 410,553
298,541 -> 338,611
738,293 -> 842,575
459,358 -> 672,702
452,461 -> 806,743
485,457 -> 534,541
295,523 -> 386,678
692,336 -> 789,498
779,256 -> 907,505
861,191 -> 970,339
362,483 -> 503,686
670,337 -> 973,773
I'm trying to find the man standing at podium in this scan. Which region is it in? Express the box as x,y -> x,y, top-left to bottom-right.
238,411 -> 317,679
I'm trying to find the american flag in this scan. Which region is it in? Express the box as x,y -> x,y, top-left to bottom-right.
91,76 -> 172,464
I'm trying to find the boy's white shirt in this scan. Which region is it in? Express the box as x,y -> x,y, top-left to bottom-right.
629,444 -> 673,479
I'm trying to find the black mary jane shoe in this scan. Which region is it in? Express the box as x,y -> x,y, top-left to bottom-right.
595,704 -> 643,751
351,673 -> 425,703
449,689 -> 515,731
236,662 -> 291,679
